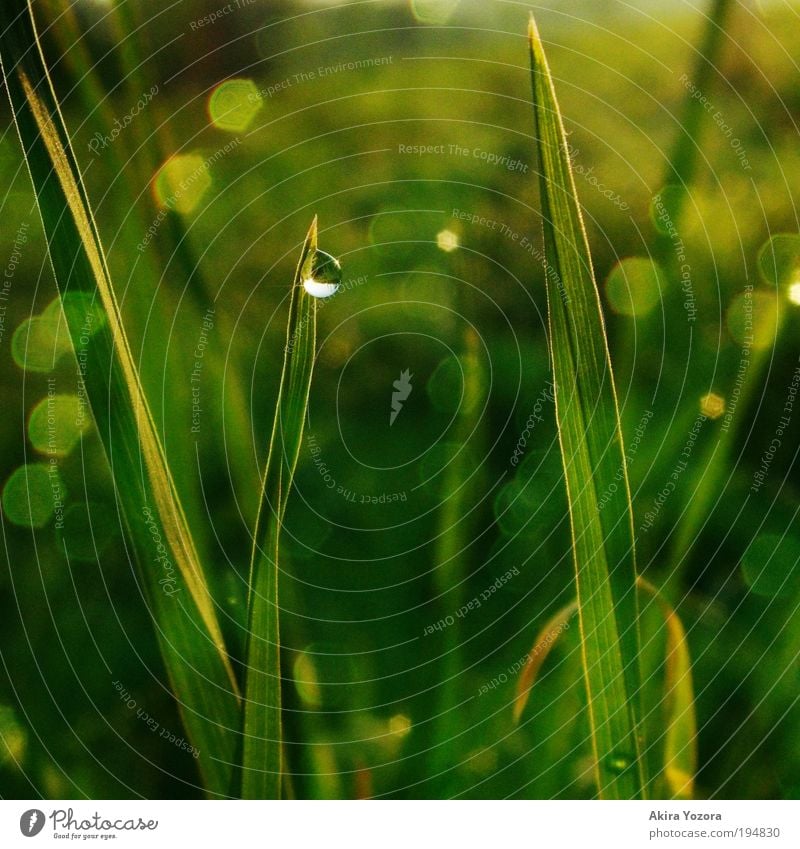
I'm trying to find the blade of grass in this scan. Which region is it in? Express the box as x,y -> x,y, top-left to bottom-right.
241,217 -> 320,799
0,0 -> 240,794
429,327 -> 487,793
528,14 -> 646,799
638,579 -> 697,800
513,599 -> 577,723
514,579 -> 696,799
657,0 -> 735,251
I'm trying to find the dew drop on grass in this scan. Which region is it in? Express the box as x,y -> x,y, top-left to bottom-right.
741,533 -> 800,598
1,463 -> 65,528
605,257 -> 665,318
303,250 -> 342,298
29,394 -> 92,457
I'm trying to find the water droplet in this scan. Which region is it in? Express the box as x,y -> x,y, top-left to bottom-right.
604,752 -> 635,774
303,250 -> 342,298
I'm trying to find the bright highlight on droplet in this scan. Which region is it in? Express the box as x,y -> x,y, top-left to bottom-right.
699,393 -> 725,420
208,79 -> 263,133
302,249 -> 342,298
303,279 -> 339,298
788,282 -> 800,305
605,257 -> 665,317
436,228 -> 459,252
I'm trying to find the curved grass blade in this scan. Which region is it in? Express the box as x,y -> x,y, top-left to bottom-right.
513,600 -> 577,723
514,579 -> 696,798
241,217 -> 320,799
528,14 -> 646,799
638,579 -> 697,800
0,0 -> 240,794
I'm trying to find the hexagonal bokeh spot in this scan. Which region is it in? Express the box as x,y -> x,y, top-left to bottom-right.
208,78 -> 263,133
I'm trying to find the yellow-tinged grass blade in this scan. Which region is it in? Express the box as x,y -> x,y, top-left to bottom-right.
241,218 -> 320,799
513,600 -> 578,723
514,580 -> 697,799
639,579 -> 697,799
528,15 -> 646,799
0,0 -> 240,795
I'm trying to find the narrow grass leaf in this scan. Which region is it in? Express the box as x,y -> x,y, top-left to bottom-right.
528,14 -> 646,799
0,0 -> 240,794
513,600 -> 578,723
242,217 -> 320,799
639,579 -> 697,799
514,579 -> 696,799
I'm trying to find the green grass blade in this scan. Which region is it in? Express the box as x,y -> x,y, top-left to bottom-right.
658,0 -> 734,235
429,327 -> 487,792
528,14 -> 646,799
0,0 -> 240,794
639,579 -> 697,800
241,217 -> 320,799
513,600 -> 577,723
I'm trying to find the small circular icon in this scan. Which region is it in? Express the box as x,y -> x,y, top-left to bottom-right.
19,810 -> 45,837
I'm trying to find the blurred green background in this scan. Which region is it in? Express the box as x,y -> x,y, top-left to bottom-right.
1,0 -> 800,799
